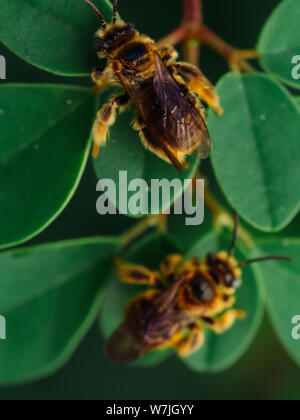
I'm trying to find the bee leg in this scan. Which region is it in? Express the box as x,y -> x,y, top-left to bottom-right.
92,93 -> 130,157
203,309 -> 246,334
160,254 -> 183,279
115,258 -> 162,287
91,66 -> 107,94
173,63 -> 223,116
92,66 -> 106,87
175,323 -> 205,357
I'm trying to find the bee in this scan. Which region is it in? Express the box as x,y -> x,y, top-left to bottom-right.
83,0 -> 223,171
105,214 -> 291,363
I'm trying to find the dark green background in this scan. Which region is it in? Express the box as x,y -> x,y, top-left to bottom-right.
0,0 -> 299,400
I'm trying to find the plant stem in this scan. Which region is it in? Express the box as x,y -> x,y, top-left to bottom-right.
158,0 -> 258,72
204,187 -> 255,251
184,0 -> 202,27
183,0 -> 202,66
121,215 -> 166,250
157,26 -> 187,48
198,26 -> 234,62
198,26 -> 258,71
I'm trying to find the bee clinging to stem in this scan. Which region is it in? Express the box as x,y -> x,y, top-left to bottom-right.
105,213 -> 292,364
83,0 -> 223,171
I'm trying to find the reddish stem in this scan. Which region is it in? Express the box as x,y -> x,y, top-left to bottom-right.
198,26 -> 234,61
183,0 -> 202,66
184,0 -> 202,27
158,0 -> 257,71
157,26 -> 187,48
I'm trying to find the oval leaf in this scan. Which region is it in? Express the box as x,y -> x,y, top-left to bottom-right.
93,97 -> 199,218
257,239 -> 300,367
258,0 -> 300,89
100,232 -> 179,367
0,84 -> 95,249
209,72 -> 300,232
0,237 -> 119,384
0,0 -> 113,76
182,232 -> 263,373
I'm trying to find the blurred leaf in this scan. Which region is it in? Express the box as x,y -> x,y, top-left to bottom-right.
257,239 -> 300,367
0,0 -> 112,76
209,72 -> 300,232
0,237 -> 119,384
93,97 -> 199,218
0,84 -> 95,249
258,0 -> 300,89
167,203 -> 213,252
100,232 -> 179,367
182,232 -> 263,373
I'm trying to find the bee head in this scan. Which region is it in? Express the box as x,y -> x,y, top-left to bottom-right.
205,252 -> 242,290
83,0 -> 137,57
205,212 -> 292,290
94,23 -> 137,57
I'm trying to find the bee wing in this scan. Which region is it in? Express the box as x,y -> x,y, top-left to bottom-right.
153,53 -> 211,159
105,322 -> 148,364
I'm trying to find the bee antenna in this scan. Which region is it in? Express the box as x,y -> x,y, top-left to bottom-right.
83,0 -> 107,29
229,211 -> 239,256
239,256 -> 293,267
112,0 -> 119,24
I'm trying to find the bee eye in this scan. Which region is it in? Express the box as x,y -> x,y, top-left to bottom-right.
224,272 -> 237,288
94,38 -> 113,52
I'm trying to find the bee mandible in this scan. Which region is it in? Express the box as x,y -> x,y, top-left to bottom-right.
105,214 -> 291,363
83,0 -> 223,171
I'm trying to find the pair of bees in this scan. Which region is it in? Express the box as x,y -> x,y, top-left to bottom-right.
84,1 -> 290,363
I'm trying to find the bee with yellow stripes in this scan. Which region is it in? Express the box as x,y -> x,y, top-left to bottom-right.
83,0 -> 223,171
105,215 -> 291,363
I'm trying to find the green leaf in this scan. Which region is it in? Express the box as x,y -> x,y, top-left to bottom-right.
209,72 -> 300,232
93,95 -> 199,218
181,232 -> 263,373
257,239 -> 300,367
0,0 -> 113,76
167,203 -> 213,252
0,237 -> 119,384
0,84 -> 95,249
99,232 -> 179,367
258,0 -> 300,89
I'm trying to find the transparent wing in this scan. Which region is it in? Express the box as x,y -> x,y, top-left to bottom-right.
153,53 -> 211,158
